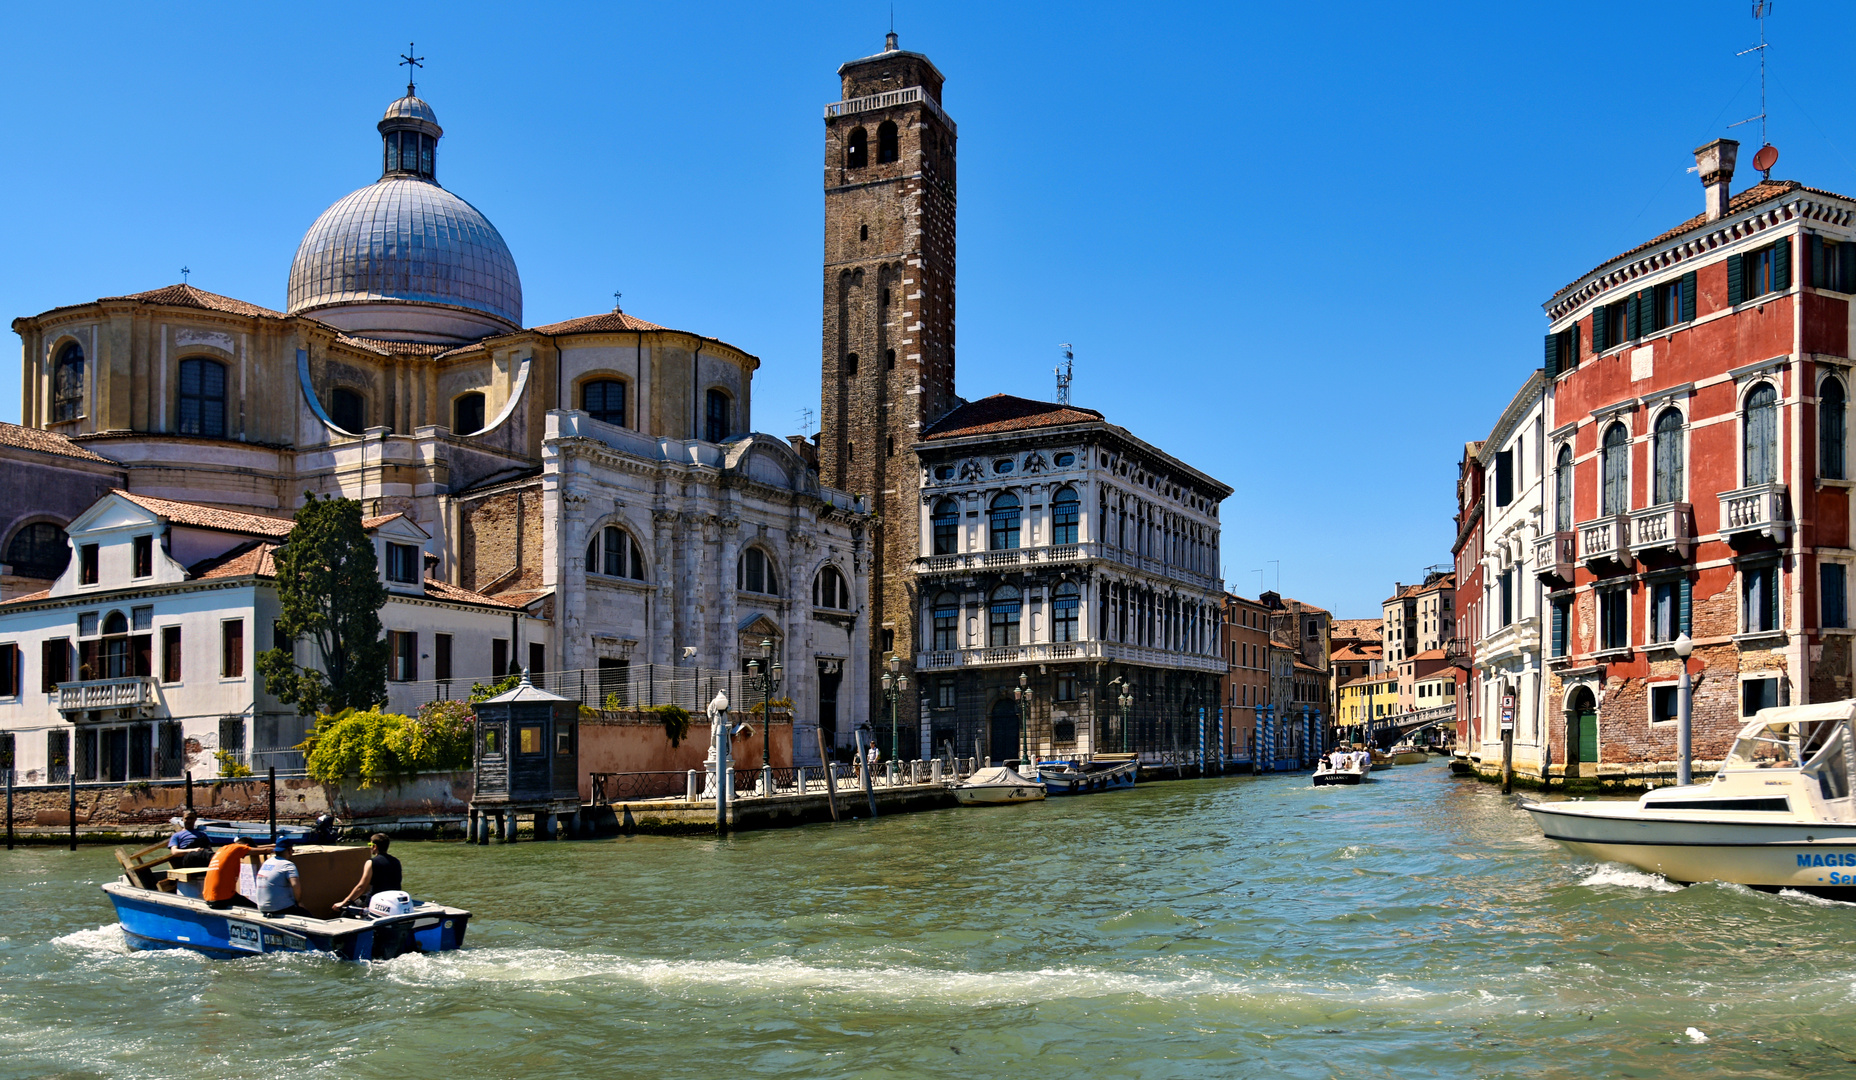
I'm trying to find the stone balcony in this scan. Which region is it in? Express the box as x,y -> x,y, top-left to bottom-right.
57,676 -> 158,714
1533,531 -> 1575,583
1629,502 -> 1694,558
915,541 -> 1222,593
1576,515 -> 1631,567
916,639 -> 1226,674
1718,483 -> 1791,544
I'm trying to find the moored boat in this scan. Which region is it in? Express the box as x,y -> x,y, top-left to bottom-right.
952,766 -> 1046,805
1521,700 -> 1856,897
1035,754 -> 1139,795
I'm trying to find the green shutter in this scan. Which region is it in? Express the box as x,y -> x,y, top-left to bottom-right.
1544,332 -> 1559,378
1775,236 -> 1792,291
1592,306 -> 1608,353
1728,252 -> 1745,305
1681,270 -> 1697,322
1626,293 -> 1640,339
1840,243 -> 1856,293
1640,288 -> 1657,333
1570,324 -> 1581,367
1551,601 -> 1566,656
1679,576 -> 1692,636
1812,234 -> 1826,288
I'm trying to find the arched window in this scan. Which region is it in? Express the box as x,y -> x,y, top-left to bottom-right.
1053,582 -> 1080,642
1553,444 -> 1574,531
989,585 -> 1021,646
705,388 -> 732,443
989,493 -> 1021,550
178,358 -> 228,438
932,591 -> 959,651
53,342 -> 85,422
846,127 -> 868,169
583,380 -> 626,427
932,499 -> 959,555
1652,407 -> 1685,504
1051,487 -> 1080,545
876,120 -> 899,163
1744,382 -> 1779,485
100,610 -> 130,679
453,392 -> 486,436
813,565 -> 851,609
737,547 -> 778,595
1600,422 -> 1629,515
330,387 -> 364,434
585,525 -> 647,581
5,522 -> 70,579
1823,378 -> 1847,481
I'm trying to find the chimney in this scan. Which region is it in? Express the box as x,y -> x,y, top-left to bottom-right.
1695,138 -> 1739,222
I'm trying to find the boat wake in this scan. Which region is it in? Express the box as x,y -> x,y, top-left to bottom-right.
50,924 -> 130,955
1578,865 -> 1682,893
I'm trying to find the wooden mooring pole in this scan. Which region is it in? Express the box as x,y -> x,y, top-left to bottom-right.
6,767 -> 13,851
267,766 -> 277,843
184,770 -> 193,812
68,773 -> 77,851
1501,725 -> 1515,795
815,727 -> 839,822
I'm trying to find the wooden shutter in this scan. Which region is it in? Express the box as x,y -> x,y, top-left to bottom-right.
1775,236 -> 1792,291
1840,243 -> 1856,293
1544,332 -> 1559,378
1812,234 -> 1826,288
1679,576 -> 1692,636
1592,307 -> 1608,353
1626,293 -> 1640,339
1639,289 -> 1656,332
1550,601 -> 1566,656
1680,270 -> 1697,322
1728,252 -> 1745,305
1570,325 -> 1581,367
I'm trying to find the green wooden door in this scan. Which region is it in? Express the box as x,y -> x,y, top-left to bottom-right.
1577,708 -> 1599,762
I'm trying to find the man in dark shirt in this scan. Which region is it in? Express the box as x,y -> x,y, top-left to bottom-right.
333,833 -> 403,914
167,811 -> 214,869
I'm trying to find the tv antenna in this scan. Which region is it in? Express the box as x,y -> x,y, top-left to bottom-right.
798,406 -> 815,438
1055,344 -> 1073,406
1731,2 -> 1777,180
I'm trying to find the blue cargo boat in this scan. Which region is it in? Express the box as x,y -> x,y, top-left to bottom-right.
102,882 -> 470,959
1035,755 -> 1138,795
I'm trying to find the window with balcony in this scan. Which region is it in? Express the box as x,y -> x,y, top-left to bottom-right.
932,593 -> 959,651
1601,423 -> 1629,515
1742,563 -> 1779,634
1823,563 -> 1848,629
1554,444 -> 1573,531
1051,487 -> 1080,545
1652,407 -> 1685,504
737,548 -> 778,595
178,359 -> 228,438
1053,583 -> 1080,642
989,586 -> 1021,647
989,494 -> 1021,550
1743,382 -> 1779,485
932,499 -> 959,555
1821,377 -> 1846,480
1598,587 -> 1628,651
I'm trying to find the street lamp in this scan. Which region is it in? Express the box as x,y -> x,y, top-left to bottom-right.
1012,671 -> 1031,765
1674,631 -> 1694,786
880,654 -> 909,769
746,638 -> 781,769
1109,675 -> 1134,753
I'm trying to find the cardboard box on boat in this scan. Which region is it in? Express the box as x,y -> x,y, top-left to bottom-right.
236,845 -> 368,913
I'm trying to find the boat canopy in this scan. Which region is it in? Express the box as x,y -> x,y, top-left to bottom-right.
1722,701 -> 1856,808
966,767 -> 1036,786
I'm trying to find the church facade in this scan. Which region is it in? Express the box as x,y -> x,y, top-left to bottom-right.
7,82 -> 868,767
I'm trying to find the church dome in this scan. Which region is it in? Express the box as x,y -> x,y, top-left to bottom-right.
286,93 -> 522,343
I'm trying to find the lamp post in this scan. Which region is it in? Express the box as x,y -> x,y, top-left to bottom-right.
1674,631 -> 1694,786
746,637 -> 781,770
881,655 -> 909,767
1012,671 -> 1031,765
1109,675 -> 1134,753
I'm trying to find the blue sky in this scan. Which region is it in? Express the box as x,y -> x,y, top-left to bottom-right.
3,2 -> 1853,618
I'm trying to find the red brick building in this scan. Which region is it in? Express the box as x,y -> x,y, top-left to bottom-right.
1540,138 -> 1854,783
1220,592 -> 1271,764
1452,442 -> 1485,751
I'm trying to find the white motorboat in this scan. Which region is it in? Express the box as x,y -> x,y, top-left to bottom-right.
1521,700 -> 1856,897
952,766 -> 1046,805
1313,753 -> 1370,786
1388,743 -> 1428,765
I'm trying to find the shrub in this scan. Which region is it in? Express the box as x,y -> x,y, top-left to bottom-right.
651,704 -> 692,748
393,699 -> 475,773
468,673 -> 521,703
213,749 -> 253,779
298,701 -> 473,787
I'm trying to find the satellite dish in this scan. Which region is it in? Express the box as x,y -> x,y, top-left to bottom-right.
1753,144 -> 1779,174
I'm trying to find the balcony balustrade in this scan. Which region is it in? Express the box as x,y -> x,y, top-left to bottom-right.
915,541 -> 1221,592
1717,483 -> 1791,544
917,639 -> 1225,673
1575,515 -> 1631,567
57,676 -> 157,713
1533,531 -> 1576,582
1629,502 -> 1694,558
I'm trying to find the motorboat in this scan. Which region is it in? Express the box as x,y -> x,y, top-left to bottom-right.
101,841 -> 469,959
1389,743 -> 1428,765
171,815 -> 334,846
1367,747 -> 1393,771
1521,700 -> 1856,897
1313,754 -> 1370,786
952,766 -> 1046,805
1035,754 -> 1139,795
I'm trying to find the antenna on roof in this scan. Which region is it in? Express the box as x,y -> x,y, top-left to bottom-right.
1055,344 -> 1074,406
1730,3 -> 1777,180
399,42 -> 425,98
798,406 -> 816,438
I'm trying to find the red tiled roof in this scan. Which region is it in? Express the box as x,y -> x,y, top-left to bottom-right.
422,577 -> 523,608
100,284 -> 283,319
0,422 -> 116,463
1330,618 -> 1382,642
1410,648 -> 1448,661
491,587 -> 552,608
530,311 -> 670,335
361,513 -> 405,530
190,542 -> 278,580
1551,180 -> 1856,301
115,490 -> 294,538
336,334 -> 453,357
4,589 -> 51,604
922,394 -> 1105,439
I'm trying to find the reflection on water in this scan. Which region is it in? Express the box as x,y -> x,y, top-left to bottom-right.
5,763 -> 1856,1079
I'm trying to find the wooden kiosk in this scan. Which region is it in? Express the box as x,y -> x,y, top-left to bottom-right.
468,673 -> 582,842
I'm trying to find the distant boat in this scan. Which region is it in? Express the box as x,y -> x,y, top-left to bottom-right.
1035,754 -> 1138,796
1313,754 -> 1370,786
173,815 -> 335,846
953,766 -> 1046,805
1388,743 -> 1428,765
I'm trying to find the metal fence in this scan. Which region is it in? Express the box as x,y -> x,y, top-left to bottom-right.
398,663 -> 785,713
587,758 -> 978,805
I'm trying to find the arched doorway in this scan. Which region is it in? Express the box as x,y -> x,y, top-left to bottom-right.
988,698 -> 1020,765
1566,687 -> 1599,774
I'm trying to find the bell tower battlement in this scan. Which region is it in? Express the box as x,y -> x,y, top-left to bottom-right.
820,32 -> 958,716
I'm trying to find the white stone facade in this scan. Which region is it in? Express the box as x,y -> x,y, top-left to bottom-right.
1474,372 -> 1548,772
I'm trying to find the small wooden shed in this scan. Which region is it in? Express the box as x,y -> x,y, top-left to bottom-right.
469,673 -> 582,841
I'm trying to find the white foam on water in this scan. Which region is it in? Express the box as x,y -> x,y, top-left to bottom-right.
50,924 -> 131,955
1777,888 -> 1856,908
1578,864 -> 1682,893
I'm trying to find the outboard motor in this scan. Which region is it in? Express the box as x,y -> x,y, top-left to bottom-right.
368,890 -> 414,918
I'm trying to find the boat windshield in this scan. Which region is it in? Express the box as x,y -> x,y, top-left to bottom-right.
1803,723 -> 1851,801
1724,722 -> 1803,770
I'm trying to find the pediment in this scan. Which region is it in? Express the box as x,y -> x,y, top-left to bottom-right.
67,495 -> 159,536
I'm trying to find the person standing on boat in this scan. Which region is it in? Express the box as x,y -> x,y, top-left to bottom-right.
255,837 -> 313,918
332,834 -> 402,914
167,811 -> 214,869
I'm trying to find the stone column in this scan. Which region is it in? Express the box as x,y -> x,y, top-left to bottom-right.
559,492 -> 590,670
651,510 -> 678,666
718,516 -> 740,673
691,514 -> 718,666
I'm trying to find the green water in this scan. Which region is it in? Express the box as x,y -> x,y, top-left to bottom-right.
4,763 -> 1856,1079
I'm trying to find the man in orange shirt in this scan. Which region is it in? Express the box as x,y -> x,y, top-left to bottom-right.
202,840 -> 259,910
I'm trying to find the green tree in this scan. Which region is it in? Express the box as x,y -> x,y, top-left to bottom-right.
257,494 -> 389,716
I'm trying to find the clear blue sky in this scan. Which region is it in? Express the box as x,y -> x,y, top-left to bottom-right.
3,2 -> 1853,619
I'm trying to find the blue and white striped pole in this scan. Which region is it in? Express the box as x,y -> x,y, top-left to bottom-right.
1198,706 -> 1206,776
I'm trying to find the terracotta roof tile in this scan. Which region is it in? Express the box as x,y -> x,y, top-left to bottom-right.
336,334 -> 452,357
115,490 -> 294,538
921,394 -> 1105,439
1330,618 -> 1383,641
361,513 -> 405,530
100,283 -> 283,319
190,542 -> 278,580
4,589 -> 51,604
489,587 -> 552,608
0,422 -> 116,463
530,311 -> 670,335
1410,648 -> 1448,661
422,577 -> 522,608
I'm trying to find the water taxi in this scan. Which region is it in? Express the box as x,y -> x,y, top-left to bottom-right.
1313,755 -> 1370,786
1034,754 -> 1139,795
1521,701 -> 1856,897
1388,743 -> 1428,765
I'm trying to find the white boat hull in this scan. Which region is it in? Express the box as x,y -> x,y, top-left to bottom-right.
953,783 -> 1045,805
1525,801 -> 1856,893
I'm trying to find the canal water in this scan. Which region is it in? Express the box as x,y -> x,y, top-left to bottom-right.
4,762 -> 1855,1079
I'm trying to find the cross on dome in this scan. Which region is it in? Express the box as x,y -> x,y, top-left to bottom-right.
399,42 -> 424,97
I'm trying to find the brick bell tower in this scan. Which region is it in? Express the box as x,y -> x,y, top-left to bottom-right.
820,32 -> 958,739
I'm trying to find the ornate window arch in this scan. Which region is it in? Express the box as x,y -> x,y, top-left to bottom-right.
876,120 -> 899,163
179,358 -> 228,438
737,546 -> 778,595
1553,443 -> 1574,531
1652,406 -> 1686,505
1600,421 -> 1629,515
52,341 -> 85,422
813,564 -> 851,609
1052,582 -> 1081,642
931,591 -> 959,651
989,585 -> 1021,646
932,498 -> 959,555
1051,487 -> 1080,545
846,126 -> 868,169
1743,381 -> 1780,485
1821,374 -> 1847,481
585,525 -> 647,581
989,492 -> 1021,550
